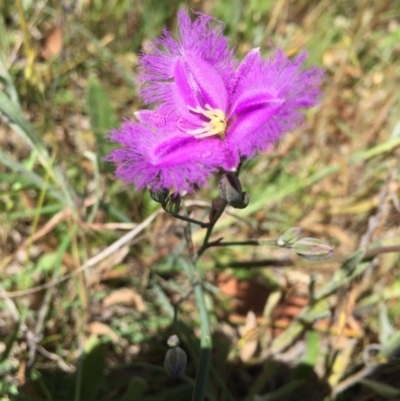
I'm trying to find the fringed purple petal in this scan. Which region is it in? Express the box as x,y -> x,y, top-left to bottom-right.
107,111 -> 234,193
227,50 -> 324,158
228,48 -> 261,99
139,9 -> 235,115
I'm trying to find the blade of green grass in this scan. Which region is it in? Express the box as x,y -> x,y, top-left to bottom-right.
0,150 -> 65,204
73,23 -> 136,89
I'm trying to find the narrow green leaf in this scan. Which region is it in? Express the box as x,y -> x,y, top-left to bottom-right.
304,331 -> 319,366
270,322 -> 303,354
0,91 -> 44,153
8,204 -> 62,220
0,54 -> 18,103
74,335 -> 107,401
86,75 -> 118,172
0,150 -> 65,203
0,92 -> 76,210
381,330 -> 400,358
86,75 -> 117,140
122,376 -> 148,400
379,303 -> 394,344
360,378 -> 400,398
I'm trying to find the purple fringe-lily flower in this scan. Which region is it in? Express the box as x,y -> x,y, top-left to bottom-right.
109,110 -> 236,193
108,9 -> 323,193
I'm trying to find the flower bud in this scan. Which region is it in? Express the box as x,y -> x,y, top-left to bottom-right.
164,347 -> 187,378
218,173 -> 249,209
277,227 -> 303,247
291,237 -> 334,261
165,192 -> 181,214
150,188 -> 169,205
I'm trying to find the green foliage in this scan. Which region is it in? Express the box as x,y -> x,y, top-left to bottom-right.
86,74 -> 118,144
74,335 -> 107,400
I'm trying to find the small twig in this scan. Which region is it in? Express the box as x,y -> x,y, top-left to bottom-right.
363,245 -> 400,259
36,345 -> 75,373
0,285 -> 73,377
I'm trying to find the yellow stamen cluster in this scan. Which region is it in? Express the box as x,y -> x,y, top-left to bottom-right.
186,104 -> 227,139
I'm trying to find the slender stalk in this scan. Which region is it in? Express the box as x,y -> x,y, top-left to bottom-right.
205,239 -> 261,249
168,212 -> 209,228
195,199 -> 228,261
16,0 -> 41,88
180,259 -> 212,401
217,257 -> 296,269
192,281 -> 212,401
195,162 -> 244,261
179,164 -> 245,400
16,0 -> 33,58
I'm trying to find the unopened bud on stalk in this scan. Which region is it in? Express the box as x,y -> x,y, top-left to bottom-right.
277,227 -> 303,247
150,188 -> 169,205
291,237 -> 334,261
218,173 -> 249,209
164,346 -> 187,378
165,192 -> 181,214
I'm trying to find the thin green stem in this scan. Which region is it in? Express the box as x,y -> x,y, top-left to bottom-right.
195,162 -> 244,261
168,212 -> 209,228
180,259 -> 212,401
217,257 -> 296,269
205,239 -> 261,248
177,164 -> 244,401
192,280 -> 212,401
195,199 -> 228,261
173,289 -> 193,334
16,0 -> 34,60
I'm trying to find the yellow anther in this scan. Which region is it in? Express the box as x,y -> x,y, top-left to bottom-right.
186,104 -> 227,139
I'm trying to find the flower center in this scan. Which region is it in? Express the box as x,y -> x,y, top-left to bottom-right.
186,104 -> 227,139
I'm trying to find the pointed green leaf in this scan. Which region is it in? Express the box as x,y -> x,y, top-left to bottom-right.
360,378 -> 400,398
86,74 -> 117,156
